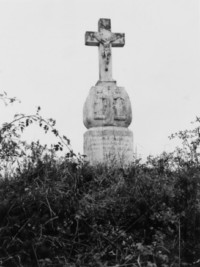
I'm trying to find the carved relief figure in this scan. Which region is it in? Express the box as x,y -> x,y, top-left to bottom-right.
92,31 -> 124,72
114,96 -> 126,121
101,42 -> 111,67
94,92 -> 108,119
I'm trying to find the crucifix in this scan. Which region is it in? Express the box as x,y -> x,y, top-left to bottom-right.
85,18 -> 125,82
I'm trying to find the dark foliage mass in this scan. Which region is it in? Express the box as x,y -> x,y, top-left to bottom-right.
0,150 -> 200,267
0,93 -> 199,266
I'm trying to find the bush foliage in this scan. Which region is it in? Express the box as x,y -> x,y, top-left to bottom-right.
0,94 -> 200,266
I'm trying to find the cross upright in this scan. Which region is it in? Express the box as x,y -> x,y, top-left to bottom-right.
85,18 -> 125,82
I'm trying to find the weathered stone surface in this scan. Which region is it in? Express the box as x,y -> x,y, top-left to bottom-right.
85,18 -> 125,82
83,126 -> 134,166
83,82 -> 132,129
83,19 -> 134,166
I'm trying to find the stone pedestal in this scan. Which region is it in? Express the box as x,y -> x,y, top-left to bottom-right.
84,126 -> 133,166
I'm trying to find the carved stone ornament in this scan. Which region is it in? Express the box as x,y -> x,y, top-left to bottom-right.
83,84 -> 132,129
94,90 -> 109,120
85,18 -> 125,82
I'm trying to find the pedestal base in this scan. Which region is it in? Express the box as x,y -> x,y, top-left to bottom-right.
83,126 -> 134,166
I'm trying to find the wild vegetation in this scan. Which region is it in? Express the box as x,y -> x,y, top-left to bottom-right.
0,93 -> 199,267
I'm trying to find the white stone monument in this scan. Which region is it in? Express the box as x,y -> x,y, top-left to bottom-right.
83,18 -> 133,166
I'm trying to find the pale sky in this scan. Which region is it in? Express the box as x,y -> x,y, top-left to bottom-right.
0,0 -> 199,159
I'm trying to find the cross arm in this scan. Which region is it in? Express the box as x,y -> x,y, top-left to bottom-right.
85,31 -> 99,46
111,33 -> 125,47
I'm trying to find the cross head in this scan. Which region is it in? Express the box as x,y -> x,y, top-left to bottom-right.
85,19 -> 125,82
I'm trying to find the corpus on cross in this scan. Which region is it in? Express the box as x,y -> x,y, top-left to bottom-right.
85,18 -> 125,82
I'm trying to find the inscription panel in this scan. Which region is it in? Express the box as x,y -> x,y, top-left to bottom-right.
84,127 -> 133,165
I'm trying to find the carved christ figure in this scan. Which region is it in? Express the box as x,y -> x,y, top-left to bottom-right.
85,19 -> 125,82
93,31 -> 124,71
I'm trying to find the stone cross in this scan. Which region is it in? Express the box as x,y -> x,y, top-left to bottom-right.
85,18 -> 125,82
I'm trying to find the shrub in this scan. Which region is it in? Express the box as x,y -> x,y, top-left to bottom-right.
0,93 -> 199,266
